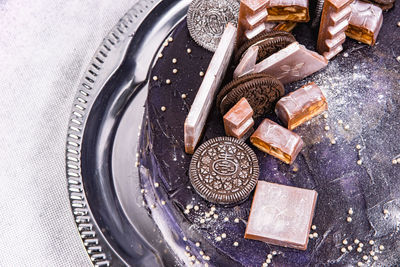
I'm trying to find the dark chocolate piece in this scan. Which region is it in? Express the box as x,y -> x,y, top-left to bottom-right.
250,119 -> 304,164
275,82 -> 328,130
219,75 -> 285,117
189,137 -> 259,205
245,181 -> 318,250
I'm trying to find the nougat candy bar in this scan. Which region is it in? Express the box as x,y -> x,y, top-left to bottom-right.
346,0 -> 383,46
266,0 -> 310,22
275,82 -> 328,130
250,119 -> 304,164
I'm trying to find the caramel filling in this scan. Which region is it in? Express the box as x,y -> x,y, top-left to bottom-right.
274,21 -> 298,32
266,6 -> 309,22
346,25 -> 374,46
251,138 -> 291,164
288,101 -> 327,130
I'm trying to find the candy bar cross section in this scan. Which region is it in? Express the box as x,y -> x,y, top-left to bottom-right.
184,23 -> 237,154
346,0 -> 383,46
245,181 -> 318,250
275,82 -> 328,130
251,42 -> 328,84
317,0 -> 353,60
266,0 -> 310,22
224,97 -> 255,139
250,119 -> 304,164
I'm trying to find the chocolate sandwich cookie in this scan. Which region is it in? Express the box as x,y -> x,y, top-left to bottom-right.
216,73 -> 268,111
219,74 -> 285,117
234,31 -> 296,65
189,137 -> 259,205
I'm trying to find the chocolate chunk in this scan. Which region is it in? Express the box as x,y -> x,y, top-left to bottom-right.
234,31 -> 297,64
346,0 -> 383,46
250,119 -> 304,164
317,0 -> 352,60
275,82 -> 328,130
219,75 -> 285,117
266,0 -> 310,22
224,97 -> 255,139
189,137 -> 259,205
245,181 -> 318,250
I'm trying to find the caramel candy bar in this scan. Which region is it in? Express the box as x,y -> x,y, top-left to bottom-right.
275,82 -> 328,130
224,97 -> 255,139
236,0 -> 269,48
317,0 -> 352,60
266,0 -> 310,22
184,23 -> 236,154
346,0 -> 383,46
245,181 -> 318,250
251,119 -> 304,164
250,42 -> 328,84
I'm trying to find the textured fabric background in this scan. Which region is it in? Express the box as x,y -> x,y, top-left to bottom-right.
0,1 -> 136,266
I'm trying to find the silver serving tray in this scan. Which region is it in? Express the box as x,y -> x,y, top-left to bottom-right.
65,0 -> 190,266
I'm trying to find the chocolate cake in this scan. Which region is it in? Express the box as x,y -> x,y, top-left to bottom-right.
138,5 -> 400,266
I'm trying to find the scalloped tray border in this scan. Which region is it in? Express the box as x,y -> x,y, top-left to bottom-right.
65,1 -> 159,266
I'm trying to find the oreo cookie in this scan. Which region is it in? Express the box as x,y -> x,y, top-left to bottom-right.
189,137 -> 259,205
216,73 -> 267,111
234,31 -> 296,65
218,74 -> 285,117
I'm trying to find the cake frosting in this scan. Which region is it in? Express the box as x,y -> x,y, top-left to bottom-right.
138,11 -> 400,266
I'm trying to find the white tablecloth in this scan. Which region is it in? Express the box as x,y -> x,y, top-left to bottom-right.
0,1 -> 136,265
